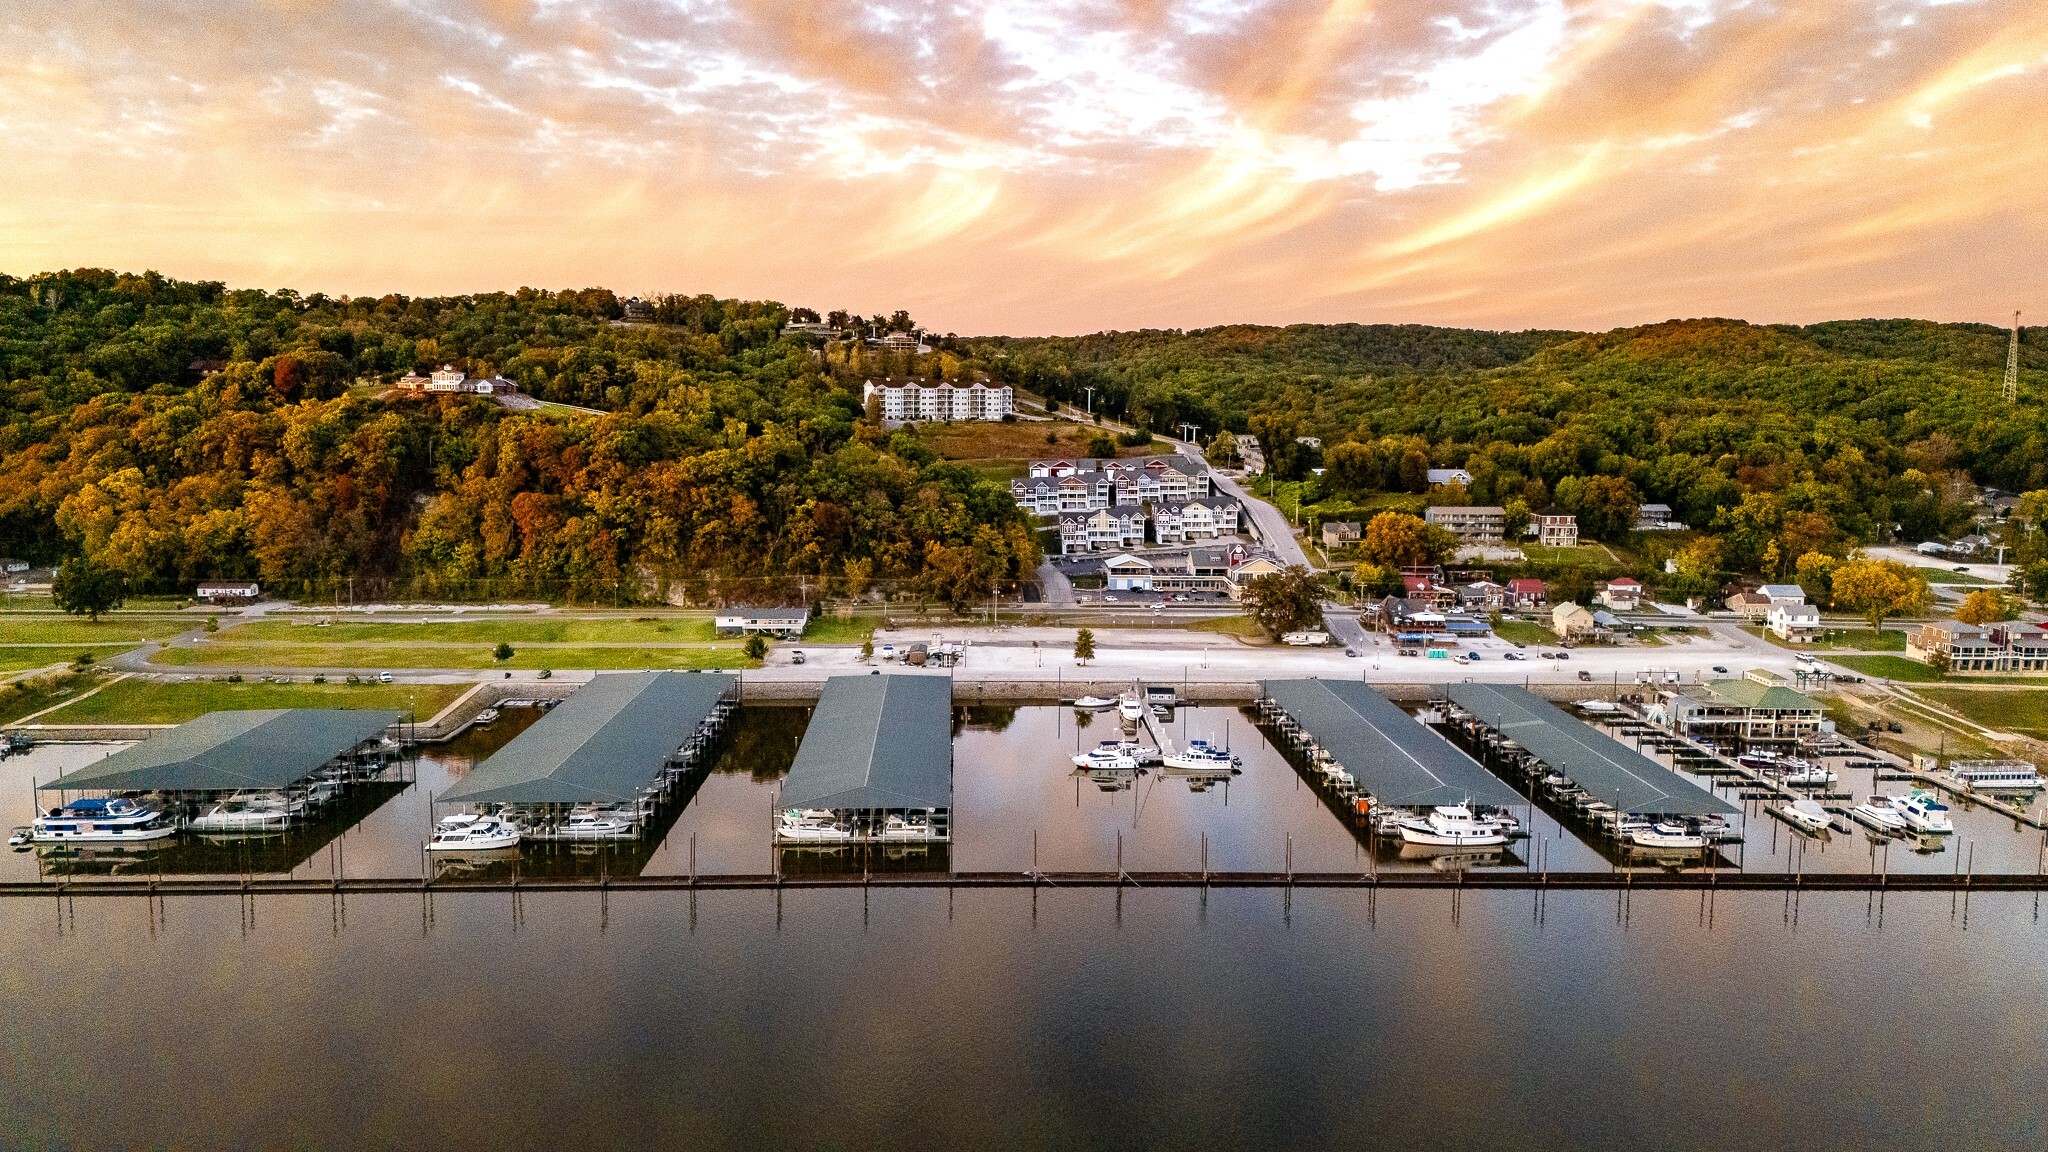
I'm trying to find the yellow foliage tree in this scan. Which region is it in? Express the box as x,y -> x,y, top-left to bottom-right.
1828,558 -> 1932,635
1953,589 -> 2022,626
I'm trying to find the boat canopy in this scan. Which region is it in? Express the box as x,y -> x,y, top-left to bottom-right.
440,671 -> 736,805
1446,683 -> 1736,817
1261,679 -> 1521,809
39,709 -> 401,793
779,674 -> 952,812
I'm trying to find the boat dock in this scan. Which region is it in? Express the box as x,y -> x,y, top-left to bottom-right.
436,671 -> 738,840
1256,679 -> 1522,818
776,674 -> 953,844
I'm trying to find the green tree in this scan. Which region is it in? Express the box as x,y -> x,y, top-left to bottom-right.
743,633 -> 768,659
1501,498 -> 1531,540
1205,431 -> 1241,467
1073,627 -> 1096,664
204,616 -> 219,633
1357,512 -> 1458,569
493,641 -> 514,660
861,638 -> 874,662
1793,551 -> 1838,604
1830,558 -> 1933,634
1239,565 -> 1325,636
52,554 -> 126,621
1087,434 -> 1117,458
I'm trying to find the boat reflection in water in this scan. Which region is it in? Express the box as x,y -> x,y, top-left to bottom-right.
30,780 -> 410,877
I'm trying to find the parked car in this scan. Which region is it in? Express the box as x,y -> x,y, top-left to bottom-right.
1712,664 -> 1728,673
1467,652 -> 1482,661
789,650 -> 806,665
1578,669 -> 1593,681
879,643 -> 897,661
1503,652 -> 1523,661
1345,648 -> 1360,658
1953,565 -> 1971,573
377,672 -> 393,683
1556,652 -> 1570,661
1538,652 -> 1555,660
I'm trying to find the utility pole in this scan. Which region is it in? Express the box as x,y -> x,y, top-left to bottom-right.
1083,387 -> 1096,421
1178,422 -> 1199,444
2007,311 -> 2023,405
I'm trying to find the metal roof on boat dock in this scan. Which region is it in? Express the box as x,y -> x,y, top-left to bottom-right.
39,709 -> 401,793
1444,683 -> 1735,816
779,674 -> 952,811
438,671 -> 736,805
1260,679 -> 1521,808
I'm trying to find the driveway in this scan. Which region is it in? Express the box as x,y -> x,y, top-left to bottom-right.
1174,443 -> 1311,567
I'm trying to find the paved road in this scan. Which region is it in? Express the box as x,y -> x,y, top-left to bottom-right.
1033,560 -> 1076,607
1173,442 -> 1311,567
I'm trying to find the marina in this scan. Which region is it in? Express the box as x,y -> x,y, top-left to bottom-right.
775,674 -> 952,846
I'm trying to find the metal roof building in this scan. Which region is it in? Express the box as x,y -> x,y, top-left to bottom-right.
1445,683 -> 1734,816
40,709 -> 400,793
1260,679 -> 1521,808
439,671 -> 737,805
780,675 -> 952,812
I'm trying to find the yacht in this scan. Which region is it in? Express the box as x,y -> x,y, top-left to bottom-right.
1852,796 -> 1908,833
1071,696 -> 1117,710
190,793 -> 297,832
1953,764 -> 2047,793
1737,750 -> 1785,772
777,814 -> 853,842
1162,740 -> 1241,773
1073,742 -> 1139,772
31,798 -> 178,844
554,809 -> 637,840
1630,822 -> 1708,851
1781,763 -> 1837,787
1779,799 -> 1833,834
879,814 -> 934,839
1396,804 -> 1510,847
1112,739 -> 1164,767
427,813 -> 522,851
1892,791 -> 1955,834
1117,691 -> 1146,723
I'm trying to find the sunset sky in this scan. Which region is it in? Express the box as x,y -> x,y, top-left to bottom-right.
3,1 -> 2044,334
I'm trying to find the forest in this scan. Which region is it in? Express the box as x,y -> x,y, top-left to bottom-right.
0,269 -> 1037,606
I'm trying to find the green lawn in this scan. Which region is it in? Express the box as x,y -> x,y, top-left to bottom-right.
1828,654 -> 2048,685
151,642 -> 757,670
1184,615 -> 1268,639
0,646 -> 138,672
1924,570 -> 1999,585
35,678 -> 472,725
0,618 -> 193,644
227,617 -> 717,644
1520,545 -> 1613,568
0,670 -> 99,725
1489,615 -> 1555,646
1748,625 -> 1908,652
1912,688 -> 2048,738
803,616 -> 878,644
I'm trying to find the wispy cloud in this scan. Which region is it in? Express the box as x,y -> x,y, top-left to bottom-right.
0,0 -> 2043,332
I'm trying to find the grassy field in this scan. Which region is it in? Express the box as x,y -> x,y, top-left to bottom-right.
0,646 -> 137,672
0,670 -> 99,725
1520,544 -> 1616,569
1912,688 -> 2048,738
1828,654 -> 2048,685
803,616 -> 878,644
1923,570 -> 1999,585
0,618 -> 193,644
922,421 -> 1148,463
227,617 -> 718,644
151,642 -> 757,670
1184,615 -> 1268,639
1747,625 -> 1908,652
35,678 -> 473,725
1490,615 -> 1554,646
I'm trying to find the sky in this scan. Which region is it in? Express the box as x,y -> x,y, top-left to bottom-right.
2,0 -> 2044,335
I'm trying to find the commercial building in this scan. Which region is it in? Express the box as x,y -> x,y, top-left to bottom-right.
196,580 -> 262,603
1909,621 -> 2048,672
1768,602 -> 1822,643
1658,673 -> 1825,745
713,608 -> 810,639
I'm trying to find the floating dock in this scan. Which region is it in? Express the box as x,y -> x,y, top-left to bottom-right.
437,671 -> 737,837
778,674 -> 952,843
1258,680 -> 1521,812
1445,683 -> 1735,818
39,708 -> 403,798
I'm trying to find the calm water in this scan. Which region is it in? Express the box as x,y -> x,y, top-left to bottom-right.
8,706 -> 2048,1147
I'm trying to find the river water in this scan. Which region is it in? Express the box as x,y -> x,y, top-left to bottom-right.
5,705 -> 2048,1147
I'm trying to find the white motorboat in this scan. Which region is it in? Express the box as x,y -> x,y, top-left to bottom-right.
1779,799 -> 1833,834
427,813 -> 522,851
475,708 -> 501,724
1117,692 -> 1146,723
1852,796 -> 1908,832
1162,739 -> 1241,774
1630,822 -> 1707,851
1892,791 -> 1954,834
1071,696 -> 1117,710
1781,763 -> 1838,787
777,817 -> 854,842
1112,739 -> 1163,766
7,826 -> 31,849
1396,804 -> 1510,847
1737,750 -> 1784,772
1072,742 -> 1139,772
554,810 -> 637,840
190,794 -> 296,832
30,798 -> 178,844
879,814 -> 934,839
1953,763 -> 2047,792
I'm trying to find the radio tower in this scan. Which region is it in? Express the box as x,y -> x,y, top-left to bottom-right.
2006,311 -> 2023,405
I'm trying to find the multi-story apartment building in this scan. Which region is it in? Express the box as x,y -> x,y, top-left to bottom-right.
1058,506 -> 1148,555
1013,456 -> 1213,517
1534,513 -> 1579,548
1151,499 -> 1242,544
863,378 -> 1013,421
1910,621 -> 2048,672
1424,505 -> 1507,543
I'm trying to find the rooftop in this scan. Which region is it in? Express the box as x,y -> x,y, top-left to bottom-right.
1690,678 -> 1822,712
1445,683 -> 1735,816
1262,679 -> 1521,809
779,675 -> 953,811
438,672 -> 736,805
41,709 -> 399,793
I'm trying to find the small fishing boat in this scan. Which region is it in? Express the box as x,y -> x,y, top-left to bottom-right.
1778,799 -> 1833,834
474,708 -> 501,724
1892,791 -> 1954,834
427,813 -> 522,851
1738,750 -> 1785,772
1162,739 -> 1241,773
1852,796 -> 1908,832
1073,742 -> 1139,772
1396,804 -> 1510,847
31,797 -> 178,844
1071,696 -> 1117,710
1630,822 -> 1707,851
7,826 -> 30,849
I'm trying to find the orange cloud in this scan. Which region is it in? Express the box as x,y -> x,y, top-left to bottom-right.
0,0 -> 2043,333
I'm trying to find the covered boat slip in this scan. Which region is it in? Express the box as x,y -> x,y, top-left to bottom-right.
779,674 -> 952,843
1257,680 -> 1521,810
438,672 -> 737,819
1444,683 -> 1735,817
39,709 -> 404,795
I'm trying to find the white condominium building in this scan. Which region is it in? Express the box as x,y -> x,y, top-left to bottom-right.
863,378 -> 1013,421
